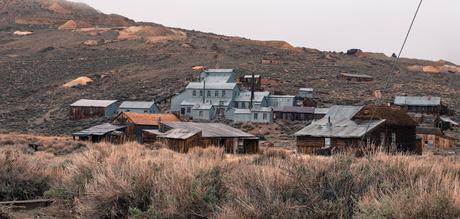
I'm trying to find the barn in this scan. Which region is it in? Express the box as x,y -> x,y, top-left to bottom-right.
112,112 -> 179,143
70,99 -> 118,120
157,122 -> 259,154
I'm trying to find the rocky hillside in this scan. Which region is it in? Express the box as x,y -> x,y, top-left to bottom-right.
0,0 -> 459,135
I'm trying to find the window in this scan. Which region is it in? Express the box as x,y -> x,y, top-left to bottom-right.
144,110 -> 148,113
241,102 -> 246,109
199,111 -> 204,116
215,90 -> 219,97
391,133 -> 396,145
187,107 -> 191,113
222,90 -> 226,97
199,90 -> 203,97
263,113 -> 267,120
193,90 -> 197,96
181,108 -> 185,115
325,138 -> 331,147
254,113 -> 258,120
219,101 -> 225,106
207,90 -> 211,97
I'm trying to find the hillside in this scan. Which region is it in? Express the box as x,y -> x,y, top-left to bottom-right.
1,0 -> 460,135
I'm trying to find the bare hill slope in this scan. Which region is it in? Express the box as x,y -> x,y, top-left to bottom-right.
0,0 -> 459,134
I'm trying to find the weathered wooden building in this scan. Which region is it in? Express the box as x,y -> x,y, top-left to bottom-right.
112,112 -> 179,143
273,106 -> 321,121
156,122 -> 259,154
436,116 -> 458,131
295,105 -> 419,155
394,96 -> 446,114
72,123 -> 127,144
70,99 -> 118,120
339,73 -> 374,82
239,74 -> 262,91
416,127 -> 455,149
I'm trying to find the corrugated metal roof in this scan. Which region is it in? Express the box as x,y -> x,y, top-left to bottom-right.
300,88 -> 314,92
243,75 -> 261,78
119,101 -> 155,109
439,117 -> 459,126
186,82 -> 237,90
314,108 -> 330,115
234,91 -> 270,102
143,129 -> 163,135
295,105 -> 385,138
161,122 -> 255,138
204,76 -> 232,83
340,73 -> 373,79
234,107 -> 272,114
118,112 -> 179,126
73,123 -> 125,136
269,95 -> 296,98
193,104 -> 214,110
70,99 -> 117,107
159,128 -> 201,140
416,127 -> 443,136
394,96 -> 441,106
181,99 -> 233,107
273,106 -> 315,114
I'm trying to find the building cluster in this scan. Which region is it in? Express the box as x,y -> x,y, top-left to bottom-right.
69,69 -> 458,155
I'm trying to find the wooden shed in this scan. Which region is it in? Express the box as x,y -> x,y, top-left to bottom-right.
70,99 -> 118,120
394,96 -> 446,115
239,74 -> 262,91
112,112 -> 179,143
339,73 -> 374,82
158,122 -> 259,154
72,123 -> 127,144
416,127 -> 455,149
295,105 -> 420,155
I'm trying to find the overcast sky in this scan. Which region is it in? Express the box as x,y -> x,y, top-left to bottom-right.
77,0 -> 459,64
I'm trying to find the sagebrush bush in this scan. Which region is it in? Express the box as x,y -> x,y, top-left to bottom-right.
0,141 -> 459,219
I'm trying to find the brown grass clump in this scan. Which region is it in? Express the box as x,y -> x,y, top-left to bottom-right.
0,139 -> 459,218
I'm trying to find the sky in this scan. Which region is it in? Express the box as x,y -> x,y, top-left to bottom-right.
77,0 -> 460,64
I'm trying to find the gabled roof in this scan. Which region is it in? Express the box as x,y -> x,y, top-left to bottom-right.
119,101 -> 155,109
234,91 -> 270,102
73,123 -> 125,136
394,96 -> 441,106
192,104 -> 214,110
353,105 -> 417,126
439,117 -> 459,126
295,105 -> 386,138
115,112 -> 179,126
71,99 -> 117,107
416,127 -> 443,136
161,122 -> 255,138
186,82 -> 237,90
159,128 -> 201,140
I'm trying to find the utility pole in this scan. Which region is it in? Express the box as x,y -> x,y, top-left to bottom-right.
249,72 -> 255,109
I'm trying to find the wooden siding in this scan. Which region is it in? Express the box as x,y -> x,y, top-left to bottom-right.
418,134 -> 454,149
70,106 -> 107,120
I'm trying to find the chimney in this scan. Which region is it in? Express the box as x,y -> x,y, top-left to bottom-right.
249,72 -> 255,109
326,116 -> 332,128
203,79 -> 206,104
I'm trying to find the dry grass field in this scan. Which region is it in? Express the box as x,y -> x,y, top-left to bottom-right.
0,136 -> 458,218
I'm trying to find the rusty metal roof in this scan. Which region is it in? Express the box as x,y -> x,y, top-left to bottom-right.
394,96 -> 441,106
295,105 -> 386,138
161,122 -> 255,138
73,123 -> 125,136
70,99 -> 117,107
116,112 -> 179,126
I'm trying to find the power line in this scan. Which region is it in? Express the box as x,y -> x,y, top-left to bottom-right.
361,0 -> 424,142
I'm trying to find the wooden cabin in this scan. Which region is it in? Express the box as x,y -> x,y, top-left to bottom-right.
416,127 -> 455,149
339,73 -> 374,82
436,116 -> 459,131
70,99 -> 118,120
112,112 -> 179,143
295,105 -> 419,155
273,106 -> 319,121
394,96 -> 446,115
157,122 -> 259,154
72,123 -> 127,144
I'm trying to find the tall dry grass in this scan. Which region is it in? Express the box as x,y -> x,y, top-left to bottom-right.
0,142 -> 459,218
